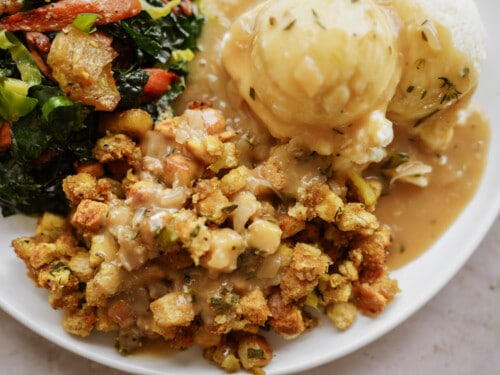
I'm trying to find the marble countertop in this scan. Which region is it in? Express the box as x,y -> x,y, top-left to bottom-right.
1,214 -> 499,375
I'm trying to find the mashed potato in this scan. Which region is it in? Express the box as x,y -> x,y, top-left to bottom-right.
222,0 -> 400,158
387,0 -> 486,150
387,0 -> 486,123
222,0 -> 486,156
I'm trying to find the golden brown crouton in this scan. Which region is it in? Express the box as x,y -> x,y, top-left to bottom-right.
280,243 -> 331,304
336,202 -> 379,234
62,305 -> 96,337
192,178 -> 232,225
70,199 -> 109,232
326,302 -> 358,330
267,292 -> 310,340
86,262 -> 129,307
239,289 -> 271,326
34,212 -> 73,240
62,173 -> 99,206
220,166 -> 250,196
279,213 -> 306,239
150,292 -> 195,330
353,275 -> 400,317
354,225 -> 392,283
93,134 -> 142,172
185,135 -> 224,165
237,334 -> 273,370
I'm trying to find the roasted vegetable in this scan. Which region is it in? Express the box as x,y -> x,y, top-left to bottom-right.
0,0 -> 204,216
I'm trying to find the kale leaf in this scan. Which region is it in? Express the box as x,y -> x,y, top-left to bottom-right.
0,85 -> 98,216
0,5 -> 204,217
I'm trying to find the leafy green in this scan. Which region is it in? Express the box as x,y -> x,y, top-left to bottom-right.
0,79 -> 38,122
0,31 -> 42,122
0,3 -> 204,216
0,85 -> 97,216
0,159 -> 69,217
21,0 -> 56,11
104,9 -> 204,72
114,69 -> 149,110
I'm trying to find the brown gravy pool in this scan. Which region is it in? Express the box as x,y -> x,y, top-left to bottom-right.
377,109 -> 489,268
175,0 -> 490,270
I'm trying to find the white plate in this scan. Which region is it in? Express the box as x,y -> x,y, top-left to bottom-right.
1,1 -> 499,374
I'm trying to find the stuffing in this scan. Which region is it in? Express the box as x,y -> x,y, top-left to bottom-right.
12,107 -> 399,374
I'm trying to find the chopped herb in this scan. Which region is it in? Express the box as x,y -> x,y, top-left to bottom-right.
315,19 -> 326,29
210,296 -> 236,315
420,90 -> 427,100
421,31 -> 428,42
415,58 -> 426,70
249,86 -> 256,100
222,204 -> 238,215
334,207 -> 343,222
406,85 -> 415,93
245,272 -> 256,280
461,67 -> 470,78
312,9 -> 325,29
190,225 -> 200,238
245,132 -> 259,150
318,163 -> 332,178
247,348 -> 266,359
414,109 -> 440,127
381,153 -> 410,169
438,77 -> 462,104
49,261 -> 70,276
283,19 -> 296,31
49,262 -> 71,284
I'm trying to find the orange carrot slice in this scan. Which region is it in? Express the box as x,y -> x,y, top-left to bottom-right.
0,0 -> 142,32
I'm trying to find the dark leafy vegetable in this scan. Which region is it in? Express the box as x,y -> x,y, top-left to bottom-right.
114,69 -> 149,109
21,0 -> 57,12
0,2 -> 204,216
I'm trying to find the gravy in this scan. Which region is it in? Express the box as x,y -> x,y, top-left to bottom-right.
377,108 -> 489,268
176,0 -> 490,269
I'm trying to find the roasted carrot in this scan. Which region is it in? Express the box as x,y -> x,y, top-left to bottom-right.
0,0 -> 142,32
142,68 -> 178,102
0,121 -> 11,149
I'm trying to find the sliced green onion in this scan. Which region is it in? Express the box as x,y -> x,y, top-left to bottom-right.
41,96 -> 74,121
72,13 -> 102,33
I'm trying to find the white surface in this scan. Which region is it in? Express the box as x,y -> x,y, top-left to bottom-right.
0,0 -> 499,374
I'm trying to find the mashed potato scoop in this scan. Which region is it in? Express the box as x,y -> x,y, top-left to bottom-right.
222,0 -> 400,160
222,0 -> 486,157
